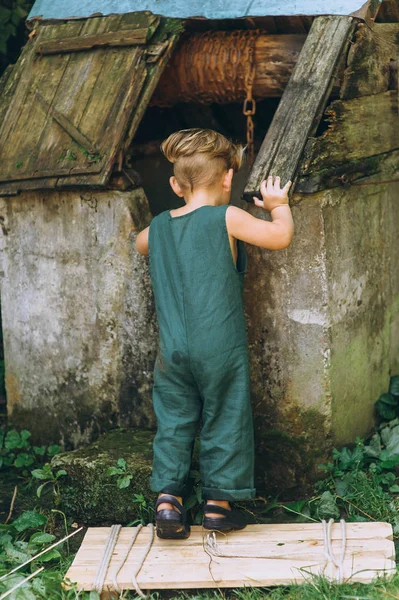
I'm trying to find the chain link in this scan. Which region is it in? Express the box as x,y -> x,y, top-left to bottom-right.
243,42 -> 257,167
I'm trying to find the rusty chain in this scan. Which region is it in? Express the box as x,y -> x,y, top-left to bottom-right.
243,38 -> 257,168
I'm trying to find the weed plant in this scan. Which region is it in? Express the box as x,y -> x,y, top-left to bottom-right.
1,376 -> 399,598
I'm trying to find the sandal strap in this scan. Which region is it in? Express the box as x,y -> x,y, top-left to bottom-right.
203,504 -> 231,517
155,494 -> 186,517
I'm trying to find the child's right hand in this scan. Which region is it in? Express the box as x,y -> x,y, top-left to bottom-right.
253,175 -> 292,212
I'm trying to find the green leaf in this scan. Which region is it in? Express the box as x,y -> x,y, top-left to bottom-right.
35,548 -> 61,562
12,510 -> 47,532
89,591 -> 101,600
55,469 -> 67,478
47,444 -> 61,456
5,430 -> 21,449
364,433 -> 382,458
335,473 -> 354,496
379,454 -> 399,469
316,491 -> 340,521
14,452 -> 35,467
118,475 -> 132,489
116,457 -> 126,470
376,398 -> 397,421
36,482 -> 50,498
390,376 -> 399,398
106,466 -> 123,476
31,468 -> 49,479
29,532 -> 56,544
33,445 -> 46,455
20,430 -> 31,443
389,484 -> 399,493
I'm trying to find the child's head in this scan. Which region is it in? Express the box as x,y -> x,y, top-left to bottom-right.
161,128 -> 244,196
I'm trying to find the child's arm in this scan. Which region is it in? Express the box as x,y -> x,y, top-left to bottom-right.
136,226 -> 149,255
226,176 -> 294,250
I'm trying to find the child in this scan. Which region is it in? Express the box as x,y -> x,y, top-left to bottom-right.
136,128 -> 293,539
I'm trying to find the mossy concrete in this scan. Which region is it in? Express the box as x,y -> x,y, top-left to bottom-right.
50,428 -> 156,525
0,188 -> 158,449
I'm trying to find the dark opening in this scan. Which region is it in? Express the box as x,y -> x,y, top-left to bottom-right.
128,98 -> 281,215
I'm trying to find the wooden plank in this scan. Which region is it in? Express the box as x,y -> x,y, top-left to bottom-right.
56,46 -> 146,187
36,28 -> 150,54
296,148 -> 399,194
123,33 -> 181,152
34,91 -> 99,154
0,20 -> 85,184
340,23 -> 399,99
300,91 -> 398,174
63,523 -> 395,593
37,15 -> 122,179
243,16 -> 356,201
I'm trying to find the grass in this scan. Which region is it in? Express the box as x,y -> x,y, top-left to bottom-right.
2,376 -> 399,599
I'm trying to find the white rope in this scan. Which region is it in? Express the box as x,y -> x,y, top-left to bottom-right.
205,519 -> 347,584
322,518 -> 347,583
111,524 -> 143,593
93,524 -> 122,593
131,523 -> 155,598
93,523 -> 155,598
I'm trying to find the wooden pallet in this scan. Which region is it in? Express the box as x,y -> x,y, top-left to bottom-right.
64,523 -> 396,597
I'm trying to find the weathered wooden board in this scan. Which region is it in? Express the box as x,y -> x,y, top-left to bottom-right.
300,90 -> 399,175
36,28 -> 151,54
0,12 -> 179,194
243,16 -> 356,200
340,23 -> 399,99
296,148 -> 399,194
63,523 -> 395,596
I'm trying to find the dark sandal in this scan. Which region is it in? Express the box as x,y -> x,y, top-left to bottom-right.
155,494 -> 190,539
203,504 -> 248,532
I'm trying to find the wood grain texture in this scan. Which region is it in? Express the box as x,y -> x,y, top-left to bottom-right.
340,23 -> 399,99
63,523 -> 395,594
243,16 -> 356,200
296,148 -> 399,193
0,12 -> 169,193
36,28 -> 150,54
152,33 -> 308,105
300,91 -> 399,174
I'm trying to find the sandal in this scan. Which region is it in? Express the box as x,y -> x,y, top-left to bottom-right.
203,503 -> 248,532
155,494 -> 191,539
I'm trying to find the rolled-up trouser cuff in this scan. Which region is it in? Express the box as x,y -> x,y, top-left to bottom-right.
149,476 -> 189,497
202,486 -> 256,501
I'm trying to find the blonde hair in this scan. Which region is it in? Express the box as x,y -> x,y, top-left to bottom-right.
161,128 -> 244,192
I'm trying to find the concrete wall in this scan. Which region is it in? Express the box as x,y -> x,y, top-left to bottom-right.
243,181 -> 399,493
0,179 -> 397,493
0,188 -> 158,448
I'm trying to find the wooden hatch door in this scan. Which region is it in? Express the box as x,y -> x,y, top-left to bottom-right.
0,13 -> 178,194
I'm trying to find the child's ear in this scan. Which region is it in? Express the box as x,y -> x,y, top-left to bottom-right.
169,176 -> 184,197
222,168 -> 234,192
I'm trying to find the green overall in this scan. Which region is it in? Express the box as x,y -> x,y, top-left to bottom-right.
148,204 -> 255,501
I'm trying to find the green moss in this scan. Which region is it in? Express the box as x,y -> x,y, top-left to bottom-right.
51,428 -> 156,525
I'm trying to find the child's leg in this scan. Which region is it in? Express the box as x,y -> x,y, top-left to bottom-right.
195,346 -> 256,502
150,355 -> 202,498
